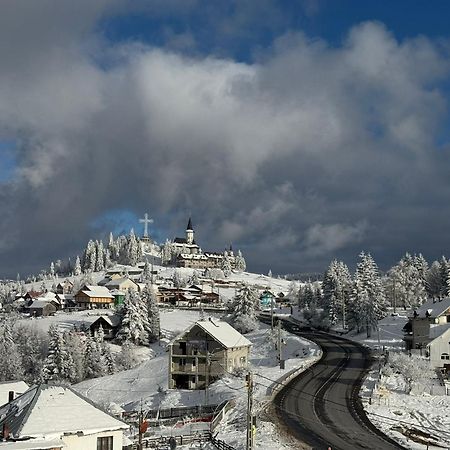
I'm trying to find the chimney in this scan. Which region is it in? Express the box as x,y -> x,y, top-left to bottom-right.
2,423 -> 10,440
8,391 -> 14,403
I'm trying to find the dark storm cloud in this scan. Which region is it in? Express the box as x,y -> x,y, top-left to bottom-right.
0,2 -> 450,277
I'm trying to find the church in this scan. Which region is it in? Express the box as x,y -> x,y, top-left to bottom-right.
170,218 -> 237,270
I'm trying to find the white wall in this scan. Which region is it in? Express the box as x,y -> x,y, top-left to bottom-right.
62,429 -> 124,450
429,328 -> 450,368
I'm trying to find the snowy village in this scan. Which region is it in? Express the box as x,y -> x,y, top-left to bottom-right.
2,2 -> 450,450
0,215 -> 449,450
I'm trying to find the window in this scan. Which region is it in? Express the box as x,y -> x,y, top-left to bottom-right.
441,353 -> 450,360
97,436 -> 113,450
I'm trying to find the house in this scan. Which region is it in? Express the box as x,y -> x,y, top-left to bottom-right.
55,293 -> 75,309
89,315 -> 121,339
55,279 -> 73,294
260,290 -> 276,309
74,285 -> 114,309
403,297 -> 450,370
0,384 -> 128,450
105,277 -> 140,293
169,319 -> 251,390
0,382 -> 29,407
28,300 -> 57,317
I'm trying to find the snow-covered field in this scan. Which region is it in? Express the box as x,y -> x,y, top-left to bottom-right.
350,312 -> 409,351
361,369 -> 450,450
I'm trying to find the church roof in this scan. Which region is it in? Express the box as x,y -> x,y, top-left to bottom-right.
187,217 -> 193,230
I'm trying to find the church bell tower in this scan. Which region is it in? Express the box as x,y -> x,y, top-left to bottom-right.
186,217 -> 194,245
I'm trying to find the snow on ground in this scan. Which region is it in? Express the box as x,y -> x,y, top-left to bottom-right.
361,369 -> 450,449
73,308 -> 320,449
349,312 -> 409,351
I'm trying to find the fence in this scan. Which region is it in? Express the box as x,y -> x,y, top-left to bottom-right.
126,431 -> 211,449
210,399 -> 235,432
210,434 -> 237,450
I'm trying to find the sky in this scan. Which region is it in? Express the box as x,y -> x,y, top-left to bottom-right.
1,0 -> 450,278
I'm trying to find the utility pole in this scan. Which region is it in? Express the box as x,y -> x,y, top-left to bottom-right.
138,400 -> 143,450
205,351 -> 210,405
271,296 -> 274,331
277,320 -> 283,368
246,371 -> 254,450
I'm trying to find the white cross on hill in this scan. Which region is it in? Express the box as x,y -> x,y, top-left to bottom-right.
139,213 -> 153,238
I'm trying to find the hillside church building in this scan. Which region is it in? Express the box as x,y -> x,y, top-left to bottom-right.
170,218 -> 238,270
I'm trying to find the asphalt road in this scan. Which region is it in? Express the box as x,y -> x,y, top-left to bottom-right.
273,323 -> 405,450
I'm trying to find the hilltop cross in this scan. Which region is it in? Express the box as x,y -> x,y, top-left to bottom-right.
139,213 -> 153,238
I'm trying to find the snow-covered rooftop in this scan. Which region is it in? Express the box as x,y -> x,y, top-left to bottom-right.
415,297 -> 450,318
29,299 -> 54,309
79,286 -> 114,299
429,323 -> 450,340
0,385 -> 127,439
175,319 -> 252,349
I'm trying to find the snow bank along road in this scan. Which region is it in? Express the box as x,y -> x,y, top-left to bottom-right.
273,322 -> 406,450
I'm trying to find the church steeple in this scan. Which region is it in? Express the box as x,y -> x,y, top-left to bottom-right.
186,217 -> 194,244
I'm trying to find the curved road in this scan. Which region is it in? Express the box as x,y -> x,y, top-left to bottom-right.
273,322 -> 405,450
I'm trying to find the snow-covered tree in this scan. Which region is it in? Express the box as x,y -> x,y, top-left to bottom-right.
14,324 -> 47,382
74,255 -> 82,276
349,252 -> 387,337
42,325 -> 72,382
82,240 -> 96,272
116,289 -> 150,345
234,250 -> 246,272
50,262 -> 55,278
142,283 -> 160,343
141,260 -> 152,283
172,270 -> 186,288
0,319 -> 23,381
221,252 -> 232,278
189,270 -> 200,286
426,260 -> 443,299
116,341 -> 139,370
84,333 -> 104,379
64,330 -> 85,382
322,260 -> 352,326
161,239 -> 174,265
230,284 -> 259,333
95,240 -> 105,272
387,253 -> 427,309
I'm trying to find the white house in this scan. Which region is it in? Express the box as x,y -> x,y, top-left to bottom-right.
403,297 -> 450,371
0,384 -> 128,450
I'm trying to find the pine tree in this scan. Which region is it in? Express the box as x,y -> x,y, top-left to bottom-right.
50,262 -> 55,278
42,325 -> 68,382
322,260 -> 352,326
0,319 -> 23,381
141,260 -> 152,283
349,252 -> 387,337
235,250 -> 246,272
221,252 -> 232,278
426,260 -> 443,299
142,283 -> 160,343
84,333 -> 104,379
95,241 -> 105,272
387,253 -> 427,309
116,289 -> 150,345
83,240 -> 96,272
64,330 -> 85,382
74,255 -> 82,276
230,284 -> 259,333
